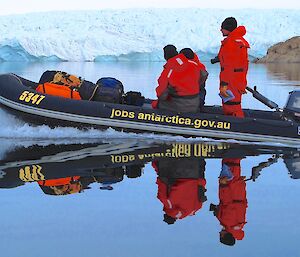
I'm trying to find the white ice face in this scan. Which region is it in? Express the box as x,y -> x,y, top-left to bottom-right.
0,9 -> 299,61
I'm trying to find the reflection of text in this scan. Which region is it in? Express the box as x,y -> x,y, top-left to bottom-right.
111,143 -> 229,163
110,108 -> 231,130
19,165 -> 45,182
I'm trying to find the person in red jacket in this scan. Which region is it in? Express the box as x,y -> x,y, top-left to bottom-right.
152,158 -> 207,224
211,17 -> 250,118
152,45 -> 202,113
210,158 -> 248,246
180,48 -> 209,111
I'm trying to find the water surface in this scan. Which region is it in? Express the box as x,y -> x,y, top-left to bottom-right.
0,61 -> 299,257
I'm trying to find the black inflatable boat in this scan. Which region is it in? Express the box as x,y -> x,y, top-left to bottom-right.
0,140 -> 298,190
0,73 -> 299,145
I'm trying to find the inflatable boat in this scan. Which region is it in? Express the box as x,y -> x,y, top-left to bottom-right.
0,73 -> 299,145
0,140 -> 298,191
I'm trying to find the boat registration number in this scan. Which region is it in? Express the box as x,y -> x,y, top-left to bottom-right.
19,165 -> 45,182
19,91 -> 45,105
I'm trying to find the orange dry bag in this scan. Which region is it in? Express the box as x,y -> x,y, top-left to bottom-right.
36,82 -> 81,100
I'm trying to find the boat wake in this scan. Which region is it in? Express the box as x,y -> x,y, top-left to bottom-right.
0,108 -> 299,151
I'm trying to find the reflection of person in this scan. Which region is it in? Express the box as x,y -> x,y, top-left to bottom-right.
93,167 -> 125,191
152,44 -> 202,113
179,48 -> 209,111
210,158 -> 248,246
96,164 -> 144,190
211,17 -> 250,118
153,158 -> 207,224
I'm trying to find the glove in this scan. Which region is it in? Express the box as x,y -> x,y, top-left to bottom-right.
151,100 -> 158,109
210,56 -> 220,64
219,177 -> 229,185
219,85 -> 229,97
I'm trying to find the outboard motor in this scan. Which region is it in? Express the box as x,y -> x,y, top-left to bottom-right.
284,90 -> 300,122
283,153 -> 300,179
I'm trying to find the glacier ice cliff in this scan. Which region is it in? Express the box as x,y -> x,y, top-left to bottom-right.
0,9 -> 299,62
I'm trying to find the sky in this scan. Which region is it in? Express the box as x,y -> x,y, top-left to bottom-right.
0,0 -> 299,15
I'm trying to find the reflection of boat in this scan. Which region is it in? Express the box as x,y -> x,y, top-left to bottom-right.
0,140 -> 298,192
0,74 -> 300,145
0,140 -> 155,190
284,152 -> 300,179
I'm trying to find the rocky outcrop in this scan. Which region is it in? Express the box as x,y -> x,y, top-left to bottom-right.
255,36 -> 300,63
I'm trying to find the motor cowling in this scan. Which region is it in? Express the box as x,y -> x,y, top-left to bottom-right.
284,90 -> 300,121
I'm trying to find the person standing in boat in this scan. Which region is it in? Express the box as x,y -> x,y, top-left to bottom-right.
209,158 -> 248,246
211,17 -> 250,118
152,45 -> 202,113
179,48 -> 208,111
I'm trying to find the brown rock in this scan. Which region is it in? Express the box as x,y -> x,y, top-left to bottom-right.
255,36 -> 300,63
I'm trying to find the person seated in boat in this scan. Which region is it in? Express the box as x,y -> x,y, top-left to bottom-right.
179,48 -> 209,111
152,45 -> 202,113
152,156 -> 207,225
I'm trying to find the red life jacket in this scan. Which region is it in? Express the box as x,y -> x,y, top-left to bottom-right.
191,53 -> 208,89
217,158 -> 248,240
218,26 -> 250,99
156,53 -> 201,97
156,177 -> 206,219
36,82 -> 81,100
191,53 -> 207,73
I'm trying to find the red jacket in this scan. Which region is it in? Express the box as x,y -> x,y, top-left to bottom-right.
157,177 -> 206,219
192,54 -> 207,73
217,158 -> 247,240
191,54 -> 208,87
156,53 -> 201,98
218,26 -> 250,101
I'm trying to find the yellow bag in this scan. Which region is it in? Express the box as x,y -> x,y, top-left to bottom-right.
52,71 -> 82,88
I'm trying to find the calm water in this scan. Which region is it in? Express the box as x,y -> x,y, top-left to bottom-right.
0,61 -> 299,257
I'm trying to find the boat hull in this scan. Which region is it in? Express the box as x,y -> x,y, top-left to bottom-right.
0,74 -> 299,145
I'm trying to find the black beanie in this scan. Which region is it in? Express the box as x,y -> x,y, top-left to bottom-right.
221,17 -> 237,32
179,48 -> 195,60
220,231 -> 236,246
163,44 -> 178,61
163,214 -> 176,225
